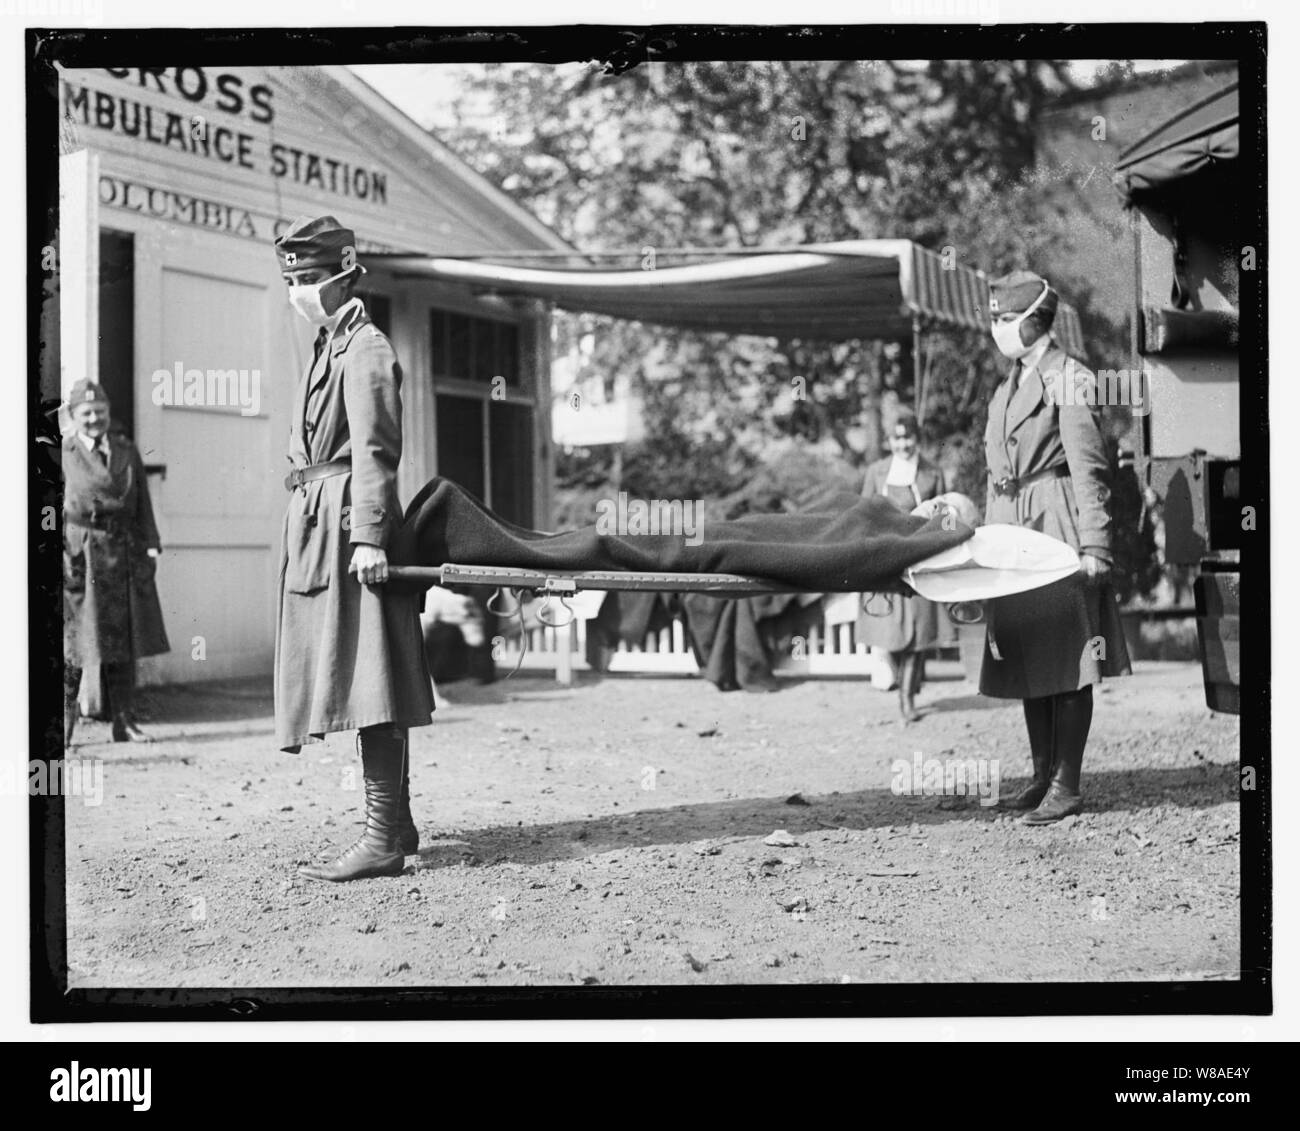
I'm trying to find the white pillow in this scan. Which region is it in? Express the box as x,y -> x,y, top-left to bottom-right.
904,524 -> 1080,602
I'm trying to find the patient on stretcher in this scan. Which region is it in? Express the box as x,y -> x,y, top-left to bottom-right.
389,476 -> 1078,604
909,491 -> 981,530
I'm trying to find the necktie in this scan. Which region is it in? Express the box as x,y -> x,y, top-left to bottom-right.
95,439 -> 109,467
304,339 -> 332,458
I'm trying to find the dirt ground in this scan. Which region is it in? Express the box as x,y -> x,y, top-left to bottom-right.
63,659 -> 1240,987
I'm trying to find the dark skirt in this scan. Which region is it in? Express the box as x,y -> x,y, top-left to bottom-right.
979,573 -> 1131,699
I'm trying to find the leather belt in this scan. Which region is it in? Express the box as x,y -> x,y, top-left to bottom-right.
284,458 -> 350,492
991,463 -> 1070,498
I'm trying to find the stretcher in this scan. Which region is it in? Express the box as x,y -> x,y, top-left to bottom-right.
390,527 -> 1081,683
389,524 -> 1081,619
391,562 -> 925,683
389,563 -> 835,629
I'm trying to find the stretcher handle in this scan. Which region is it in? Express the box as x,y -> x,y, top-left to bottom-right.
861,591 -> 896,618
947,601 -> 986,625
388,566 -> 447,585
535,592 -> 576,629
486,586 -> 522,616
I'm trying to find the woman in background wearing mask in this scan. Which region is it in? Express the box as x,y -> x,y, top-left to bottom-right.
981,270 -> 1130,824
857,411 -> 949,722
274,215 -> 434,881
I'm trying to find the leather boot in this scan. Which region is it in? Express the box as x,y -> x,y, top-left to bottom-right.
107,662 -> 153,743
299,726 -> 406,882
395,731 -> 419,857
1003,696 -> 1054,809
898,653 -> 921,723
111,715 -> 154,743
64,665 -> 81,749
1024,687 -> 1092,825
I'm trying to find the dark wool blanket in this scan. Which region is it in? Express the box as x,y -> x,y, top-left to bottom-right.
389,478 -> 973,594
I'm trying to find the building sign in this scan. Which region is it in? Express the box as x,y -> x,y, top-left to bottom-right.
61,68 -> 389,206
96,173 -> 398,250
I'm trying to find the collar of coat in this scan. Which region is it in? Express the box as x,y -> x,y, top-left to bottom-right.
1015,334 -> 1053,380
1001,338 -> 1070,438
305,301 -> 374,403
65,428 -> 124,477
314,298 -> 370,360
302,303 -> 381,444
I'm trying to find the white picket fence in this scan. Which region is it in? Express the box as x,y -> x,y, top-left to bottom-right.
493,591 -> 898,686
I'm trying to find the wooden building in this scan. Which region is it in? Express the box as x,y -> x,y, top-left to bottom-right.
57,64 -> 572,685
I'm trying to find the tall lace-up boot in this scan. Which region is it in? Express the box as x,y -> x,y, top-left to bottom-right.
299,724 -> 407,882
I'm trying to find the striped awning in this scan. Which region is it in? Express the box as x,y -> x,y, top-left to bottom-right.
370,239 -> 1085,355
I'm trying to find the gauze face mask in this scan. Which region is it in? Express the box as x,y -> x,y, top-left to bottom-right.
991,281 -> 1052,360
287,267 -> 352,326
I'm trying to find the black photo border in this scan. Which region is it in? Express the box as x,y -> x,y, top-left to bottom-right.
28,21 -> 1270,1022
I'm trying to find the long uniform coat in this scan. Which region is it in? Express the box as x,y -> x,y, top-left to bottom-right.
980,340 -> 1131,699
856,455 -> 948,653
274,301 -> 434,753
63,429 -> 170,666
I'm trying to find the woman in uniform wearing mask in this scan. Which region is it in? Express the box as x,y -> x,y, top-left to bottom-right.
981,271 -> 1131,823
273,215 -> 434,882
857,411 -> 949,722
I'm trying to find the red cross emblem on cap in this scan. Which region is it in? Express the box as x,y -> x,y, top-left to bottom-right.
284,251 -> 298,266
989,296 -> 1000,314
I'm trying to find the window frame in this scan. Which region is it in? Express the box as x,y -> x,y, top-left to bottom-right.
429,301 -> 535,516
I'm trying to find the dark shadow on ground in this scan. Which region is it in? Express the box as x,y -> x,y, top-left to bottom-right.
128,678 -> 498,728
69,727 -> 279,754
133,681 -> 274,726
922,694 -> 1015,714
407,762 -> 1238,872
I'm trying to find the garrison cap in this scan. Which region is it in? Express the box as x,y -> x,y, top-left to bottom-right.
989,270 -> 1059,319
67,379 -> 109,408
274,215 -> 355,273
